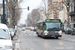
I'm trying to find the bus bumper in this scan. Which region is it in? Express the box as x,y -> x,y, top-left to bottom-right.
43,33 -> 62,37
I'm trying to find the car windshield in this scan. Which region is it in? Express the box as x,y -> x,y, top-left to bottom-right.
46,23 -> 61,30
0,29 -> 10,39
73,28 -> 75,30
9,28 -> 14,32
67,28 -> 73,31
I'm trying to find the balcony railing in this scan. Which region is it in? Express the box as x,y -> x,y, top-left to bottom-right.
70,11 -> 75,16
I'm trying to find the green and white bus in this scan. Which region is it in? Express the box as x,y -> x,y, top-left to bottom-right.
36,19 -> 62,39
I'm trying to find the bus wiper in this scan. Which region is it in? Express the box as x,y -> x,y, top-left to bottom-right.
0,37 -> 7,39
52,27 -> 60,31
47,28 -> 55,31
47,27 -> 60,31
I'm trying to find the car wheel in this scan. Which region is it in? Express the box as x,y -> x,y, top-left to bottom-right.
38,35 -> 41,37
56,37 -> 58,39
36,32 -> 41,37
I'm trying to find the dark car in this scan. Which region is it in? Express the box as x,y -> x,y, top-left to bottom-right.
71,28 -> 75,35
65,28 -> 73,34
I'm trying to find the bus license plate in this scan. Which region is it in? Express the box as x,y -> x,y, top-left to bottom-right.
55,31 -> 58,33
51,31 -> 55,33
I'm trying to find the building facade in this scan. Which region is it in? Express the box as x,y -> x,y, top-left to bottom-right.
38,8 -> 46,20
48,0 -> 63,19
70,0 -> 75,28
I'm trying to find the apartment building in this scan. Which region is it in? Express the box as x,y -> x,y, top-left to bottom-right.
38,8 -> 46,20
48,0 -> 63,19
70,0 -> 75,28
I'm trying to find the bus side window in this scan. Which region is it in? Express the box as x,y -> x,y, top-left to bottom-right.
43,25 -> 46,30
43,22 -> 45,25
40,25 -> 43,30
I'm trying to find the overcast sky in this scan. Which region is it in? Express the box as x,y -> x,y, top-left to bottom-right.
19,0 -> 42,24
0,0 -> 42,24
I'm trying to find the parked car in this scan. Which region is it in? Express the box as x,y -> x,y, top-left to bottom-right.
71,28 -> 75,35
0,23 -> 13,50
9,28 -> 15,40
65,28 -> 73,34
34,27 -> 37,31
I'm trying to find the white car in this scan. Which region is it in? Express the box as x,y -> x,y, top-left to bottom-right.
30,27 -> 35,31
0,23 -> 13,50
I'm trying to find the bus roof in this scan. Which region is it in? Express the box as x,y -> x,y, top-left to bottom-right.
37,20 -> 45,23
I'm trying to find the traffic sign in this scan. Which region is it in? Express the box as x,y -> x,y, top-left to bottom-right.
64,19 -> 68,25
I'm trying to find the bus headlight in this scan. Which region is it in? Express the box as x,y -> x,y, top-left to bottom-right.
58,30 -> 62,35
44,31 -> 48,35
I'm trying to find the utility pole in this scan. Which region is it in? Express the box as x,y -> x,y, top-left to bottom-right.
12,8 -> 15,28
3,0 -> 5,24
13,8 -> 15,28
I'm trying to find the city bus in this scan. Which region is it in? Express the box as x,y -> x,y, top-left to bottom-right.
36,19 -> 62,39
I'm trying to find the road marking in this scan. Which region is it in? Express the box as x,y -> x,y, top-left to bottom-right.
15,39 -> 21,50
62,37 -> 75,42
17,39 -> 20,43
26,48 -> 30,50
15,43 -> 21,50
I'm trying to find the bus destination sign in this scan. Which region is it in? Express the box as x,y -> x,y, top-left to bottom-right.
46,19 -> 60,22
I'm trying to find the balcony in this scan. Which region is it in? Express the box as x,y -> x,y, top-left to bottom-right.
70,11 -> 75,16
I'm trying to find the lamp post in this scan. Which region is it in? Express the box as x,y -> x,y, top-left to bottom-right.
3,0 -> 5,24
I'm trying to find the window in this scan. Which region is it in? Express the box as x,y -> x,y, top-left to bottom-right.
53,12 -> 55,14
54,4 -> 57,8
0,29 -> 10,39
59,7 -> 63,11
74,2 -> 75,11
53,0 -> 58,3
71,3 -> 74,11
74,19 -> 75,21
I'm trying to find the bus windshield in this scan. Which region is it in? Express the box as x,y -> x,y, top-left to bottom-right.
46,22 -> 61,30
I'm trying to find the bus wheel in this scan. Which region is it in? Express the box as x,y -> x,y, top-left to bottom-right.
71,33 -> 73,35
56,37 -> 58,39
38,35 -> 41,37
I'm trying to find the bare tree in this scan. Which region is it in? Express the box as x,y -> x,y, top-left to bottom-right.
40,0 -> 48,18
26,9 -> 40,27
31,9 -> 40,26
6,0 -> 22,28
26,13 -> 32,26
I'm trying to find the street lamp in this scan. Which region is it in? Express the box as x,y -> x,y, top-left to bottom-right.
3,0 -> 5,24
